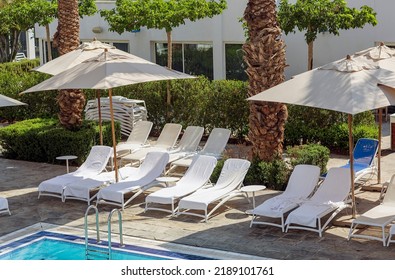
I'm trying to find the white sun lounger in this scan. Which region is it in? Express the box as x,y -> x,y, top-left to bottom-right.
166,127 -> 230,175
145,155 -> 217,215
120,123 -> 182,166
62,165 -> 138,204
0,197 -> 11,215
285,167 -> 352,237
250,164 -> 321,232
348,174 -> 395,246
167,126 -> 204,163
95,151 -> 170,209
37,145 -> 113,200
177,158 -> 251,221
115,120 -> 153,158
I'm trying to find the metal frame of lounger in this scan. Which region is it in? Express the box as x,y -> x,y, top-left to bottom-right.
176,158 -> 251,222
95,152 -> 170,210
285,168 -> 352,237
250,165 -> 321,232
96,181 -> 163,210
386,224 -> 395,246
144,155 -> 217,216
120,123 -> 182,167
286,199 -> 352,237
37,146 -> 113,201
348,174 -> 395,246
166,127 -> 230,176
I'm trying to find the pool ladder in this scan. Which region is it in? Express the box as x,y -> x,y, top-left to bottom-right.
84,205 -> 124,260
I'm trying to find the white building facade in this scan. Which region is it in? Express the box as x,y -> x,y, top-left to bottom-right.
32,0 -> 395,80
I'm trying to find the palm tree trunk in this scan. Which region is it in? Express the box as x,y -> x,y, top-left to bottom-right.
53,0 -> 85,129
243,0 -> 288,161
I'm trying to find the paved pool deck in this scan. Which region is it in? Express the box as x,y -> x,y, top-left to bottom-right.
1,122 -> 395,260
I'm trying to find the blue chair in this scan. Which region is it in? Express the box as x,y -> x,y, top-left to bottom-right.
321,138 -> 379,183
340,138 -> 379,183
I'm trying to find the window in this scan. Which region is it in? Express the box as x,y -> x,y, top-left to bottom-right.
155,42 -> 213,80
112,42 -> 129,52
225,44 -> 247,81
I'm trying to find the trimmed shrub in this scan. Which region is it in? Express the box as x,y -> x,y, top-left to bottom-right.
0,118 -> 120,164
286,143 -> 330,174
244,157 -> 291,191
0,59 -> 57,121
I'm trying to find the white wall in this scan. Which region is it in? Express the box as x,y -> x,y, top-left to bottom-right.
34,0 -> 247,80
282,0 -> 392,79
33,0 -> 395,81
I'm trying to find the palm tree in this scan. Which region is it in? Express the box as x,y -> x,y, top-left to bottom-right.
242,0 -> 288,161
53,0 -> 85,129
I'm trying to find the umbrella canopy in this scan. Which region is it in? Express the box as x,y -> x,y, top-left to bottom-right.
0,94 -> 27,107
248,56 -> 395,217
248,56 -> 395,115
33,39 -> 169,145
24,51 -> 194,92
23,50 -> 195,182
34,40 -> 121,75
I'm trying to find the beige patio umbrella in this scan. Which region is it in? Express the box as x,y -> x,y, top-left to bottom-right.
0,94 -> 27,107
248,55 -> 395,217
352,43 -> 395,184
33,39 -> 144,145
23,50 -> 195,182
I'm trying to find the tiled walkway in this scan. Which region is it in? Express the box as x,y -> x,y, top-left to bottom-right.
1,123 -> 395,259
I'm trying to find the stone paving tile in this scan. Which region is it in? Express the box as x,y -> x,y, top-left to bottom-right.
2,131 -> 395,259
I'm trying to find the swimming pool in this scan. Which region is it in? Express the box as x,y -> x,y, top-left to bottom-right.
0,230 -> 212,260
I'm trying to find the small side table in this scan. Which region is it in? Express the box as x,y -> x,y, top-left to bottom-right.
240,185 -> 267,215
56,155 -> 78,173
156,176 -> 180,187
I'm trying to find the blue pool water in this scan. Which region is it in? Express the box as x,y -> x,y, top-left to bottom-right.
0,231 -> 212,260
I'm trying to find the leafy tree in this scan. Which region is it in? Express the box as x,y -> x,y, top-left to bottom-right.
100,0 -> 227,105
278,0 -> 377,70
0,0 -> 56,62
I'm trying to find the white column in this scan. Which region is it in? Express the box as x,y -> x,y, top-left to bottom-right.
212,14 -> 224,80
26,29 -> 36,59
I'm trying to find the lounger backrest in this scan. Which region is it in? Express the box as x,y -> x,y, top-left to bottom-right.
284,164 -> 320,198
125,120 -> 153,144
383,174 -> 395,206
155,123 -> 182,148
76,145 -> 112,174
176,126 -> 204,152
134,151 -> 169,186
353,138 -> 379,166
177,155 -> 217,187
213,158 -> 251,191
201,128 -> 231,156
310,167 -> 351,203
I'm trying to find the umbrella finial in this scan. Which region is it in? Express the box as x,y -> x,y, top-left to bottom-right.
380,42 -> 385,46
346,54 -> 351,60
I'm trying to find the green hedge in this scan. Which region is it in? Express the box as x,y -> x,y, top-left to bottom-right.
210,143 -> 330,191
0,118 -> 120,164
286,144 -> 330,174
285,105 -> 378,152
0,60 -> 380,154
0,59 -> 57,121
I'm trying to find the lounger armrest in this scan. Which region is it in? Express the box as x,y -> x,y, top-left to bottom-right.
201,183 -> 214,189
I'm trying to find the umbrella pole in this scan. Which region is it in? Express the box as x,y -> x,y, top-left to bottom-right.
378,107 -> 382,184
348,115 -> 356,218
97,89 -> 103,146
108,88 -> 119,183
